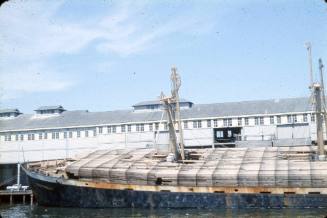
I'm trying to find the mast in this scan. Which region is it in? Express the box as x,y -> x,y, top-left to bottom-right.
305,43 -> 325,160
171,67 -> 185,160
319,59 -> 327,140
306,42 -> 314,89
160,66 -> 185,161
161,93 -> 180,160
313,83 -> 325,160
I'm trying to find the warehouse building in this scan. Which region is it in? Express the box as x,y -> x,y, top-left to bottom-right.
0,97 -> 318,164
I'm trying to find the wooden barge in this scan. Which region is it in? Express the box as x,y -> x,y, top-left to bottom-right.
23,146 -> 327,208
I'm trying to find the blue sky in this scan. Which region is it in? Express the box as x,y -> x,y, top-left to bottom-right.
0,0 -> 326,113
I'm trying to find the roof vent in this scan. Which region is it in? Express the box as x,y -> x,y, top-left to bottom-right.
35,105 -> 66,115
0,108 -> 21,118
133,98 -> 193,112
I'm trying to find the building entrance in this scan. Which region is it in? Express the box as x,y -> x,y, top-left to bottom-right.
213,127 -> 242,147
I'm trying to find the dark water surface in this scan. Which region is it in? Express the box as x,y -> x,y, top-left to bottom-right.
1,204 -> 327,218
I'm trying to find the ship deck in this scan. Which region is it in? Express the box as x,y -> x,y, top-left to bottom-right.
26,146 -> 327,189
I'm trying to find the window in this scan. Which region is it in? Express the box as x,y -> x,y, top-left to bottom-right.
255,117 -> 259,125
303,114 -> 308,122
287,115 -> 292,123
121,125 -> 126,133
55,132 -> 59,139
136,124 -> 140,132
183,121 -> 188,129
193,120 -> 202,128
128,125 -> 132,132
164,123 -> 168,130
112,126 -> 116,133
98,127 -> 103,134
52,132 -> 55,139
44,133 -> 47,140
155,123 -> 159,131
149,124 -> 153,132
216,131 -> 223,138
77,131 -> 81,138
277,116 -> 281,124
107,126 -> 112,134
311,114 -> 315,122
93,130 -> 97,137
5,135 -> 11,141
64,132 -> 67,139
15,134 -> 19,141
147,105 -> 158,110
140,124 -> 144,132
259,117 -> 264,125
207,120 -> 211,128
69,131 -> 73,138
237,118 -> 242,126
28,133 -> 34,140
85,130 -> 89,137
270,116 -> 274,124
214,119 -> 218,127
245,117 -> 249,126
223,119 -> 228,127
39,133 -> 43,140
223,118 -> 233,127
292,115 -> 297,123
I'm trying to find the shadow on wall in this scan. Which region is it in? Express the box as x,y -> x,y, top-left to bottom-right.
0,164 -> 29,190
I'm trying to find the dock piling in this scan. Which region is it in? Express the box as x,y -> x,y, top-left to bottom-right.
0,190 -> 33,205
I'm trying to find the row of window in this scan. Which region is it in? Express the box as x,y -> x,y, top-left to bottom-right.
184,114 -> 314,129
2,123 -> 164,141
101,123 -> 162,134
2,114 -> 316,141
4,129 -> 98,141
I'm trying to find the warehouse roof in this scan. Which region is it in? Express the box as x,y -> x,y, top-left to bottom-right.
0,97 -> 312,132
0,108 -> 21,114
35,105 -> 65,111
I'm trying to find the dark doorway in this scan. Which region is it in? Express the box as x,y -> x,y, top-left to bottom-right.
213,127 -> 242,147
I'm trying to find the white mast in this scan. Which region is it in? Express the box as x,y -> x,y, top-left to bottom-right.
313,83 -> 325,160
161,93 -> 180,160
160,66 -> 185,161
306,42 -> 314,89
319,59 -> 327,140
306,43 -> 325,160
171,67 -> 185,160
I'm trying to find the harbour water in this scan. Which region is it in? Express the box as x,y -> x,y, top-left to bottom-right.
1,204 -> 327,218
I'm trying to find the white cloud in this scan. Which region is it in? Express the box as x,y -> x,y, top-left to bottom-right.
1,0 -> 215,58
0,63 -> 74,100
0,1 -> 99,59
0,0 -> 215,100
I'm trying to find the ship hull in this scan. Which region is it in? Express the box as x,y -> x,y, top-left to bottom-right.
24,168 -> 327,209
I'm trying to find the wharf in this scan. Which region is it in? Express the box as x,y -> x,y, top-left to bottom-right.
0,190 -> 33,205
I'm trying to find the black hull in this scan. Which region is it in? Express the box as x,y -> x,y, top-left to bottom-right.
25,169 -> 327,208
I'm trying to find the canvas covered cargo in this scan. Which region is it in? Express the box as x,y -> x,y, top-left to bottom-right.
64,146 -> 327,188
